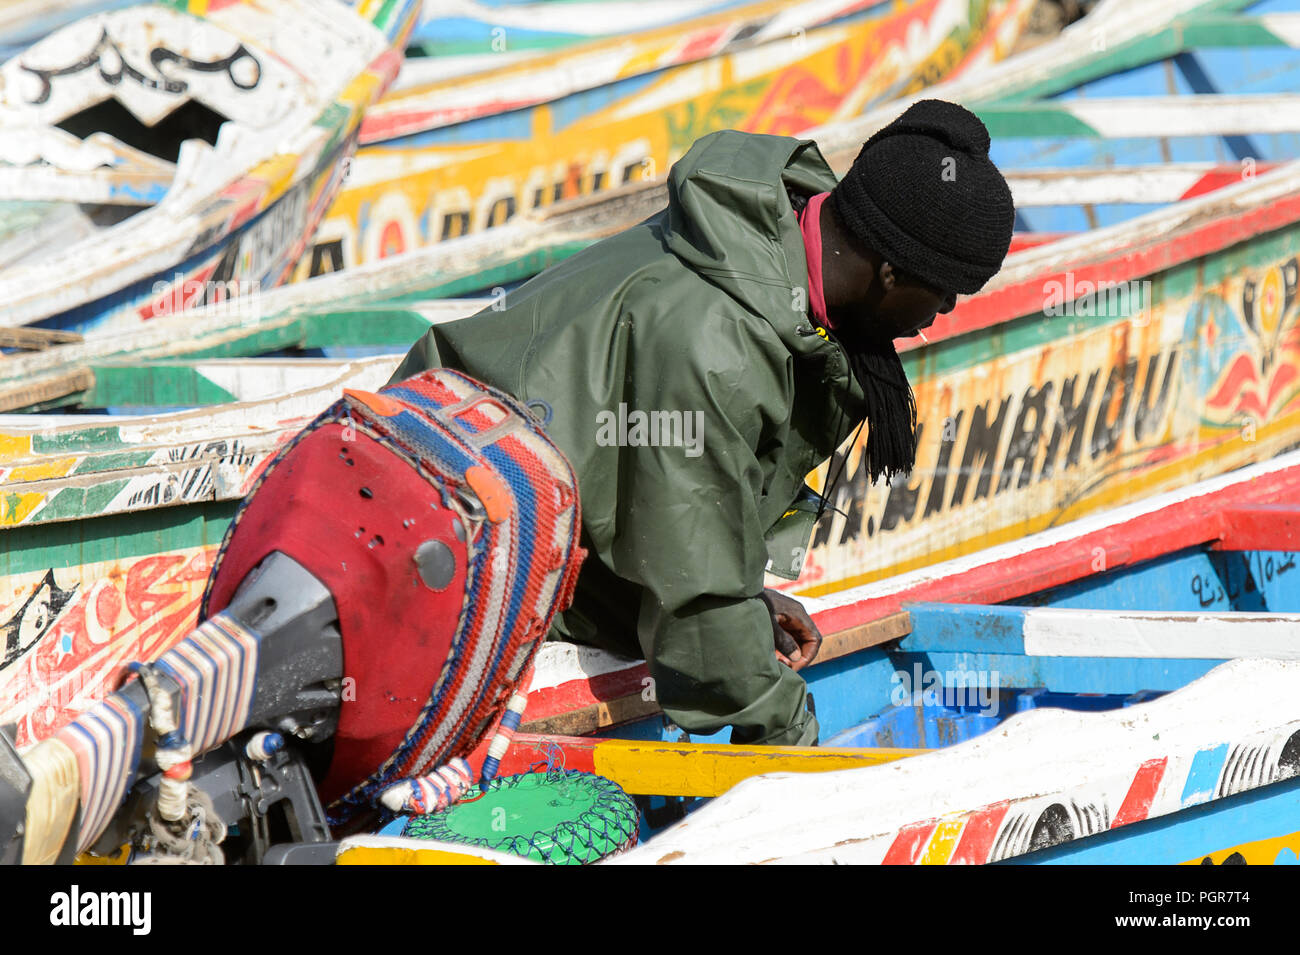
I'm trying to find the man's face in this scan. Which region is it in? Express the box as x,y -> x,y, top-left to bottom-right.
872,274 -> 957,340
829,264 -> 956,345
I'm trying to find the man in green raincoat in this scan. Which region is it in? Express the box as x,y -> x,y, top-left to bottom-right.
389,100 -> 1015,745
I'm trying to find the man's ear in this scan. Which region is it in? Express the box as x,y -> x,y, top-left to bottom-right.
877,260 -> 899,292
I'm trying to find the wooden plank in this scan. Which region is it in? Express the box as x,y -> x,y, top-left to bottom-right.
1214,505 -> 1300,552
806,451 -> 1300,638
817,611 -> 911,661
977,95 -> 1300,139
0,327 -> 83,350
0,368 -> 93,413
609,658 -> 1300,864
466,732 -> 926,798
519,611 -> 914,736
1005,163 -> 1280,206
901,603 -> 1300,659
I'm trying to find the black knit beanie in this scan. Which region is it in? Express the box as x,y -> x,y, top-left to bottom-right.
829,99 -> 1015,295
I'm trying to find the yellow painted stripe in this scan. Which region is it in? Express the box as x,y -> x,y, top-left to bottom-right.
75,844 -> 131,865
8,457 -> 77,482
1181,829 -> 1300,865
0,491 -> 45,526
0,433 -> 33,464
919,818 -> 966,865
336,845 -> 499,865
337,73 -> 381,113
591,740 -> 925,798
250,154 -> 300,210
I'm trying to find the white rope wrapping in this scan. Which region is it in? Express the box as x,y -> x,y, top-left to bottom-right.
379,757 -> 474,814
135,665 -> 196,825
136,787 -> 226,866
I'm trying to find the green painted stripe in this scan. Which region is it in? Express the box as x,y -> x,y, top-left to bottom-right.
904,219 -> 1300,381
71,450 -> 157,476
32,427 -> 126,455
33,480 -> 130,524
0,502 -> 236,580
85,365 -> 239,408
986,0 -> 1258,103
408,34 -> 583,57
301,308 -> 435,348
371,0 -> 403,32
371,241 -> 594,305
974,105 -> 1100,139
314,104 -> 353,176
1179,16 -> 1293,48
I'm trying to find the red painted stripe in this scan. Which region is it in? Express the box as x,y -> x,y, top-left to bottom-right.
465,732 -> 597,777
809,462 -> 1300,636
361,101 -> 537,143
949,801 -> 1011,865
907,184 -> 1300,354
1214,505 -> 1300,552
1007,232 -> 1075,254
675,24 -> 731,62
1179,164 -> 1278,201
368,49 -> 404,99
1111,757 -> 1168,828
882,820 -> 938,864
524,662 -> 648,720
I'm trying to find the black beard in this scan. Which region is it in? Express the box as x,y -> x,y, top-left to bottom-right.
832,325 -> 918,484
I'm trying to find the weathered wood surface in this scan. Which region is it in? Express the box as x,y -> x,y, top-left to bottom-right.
305,0 -> 1038,277
514,449 -> 1300,738
601,658 -> 1300,864
463,732 -> 925,798
0,0 -> 418,331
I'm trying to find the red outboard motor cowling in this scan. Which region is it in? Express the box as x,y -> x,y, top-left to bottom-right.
202,370 -> 585,826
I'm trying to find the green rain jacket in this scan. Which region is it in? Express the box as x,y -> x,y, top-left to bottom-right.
389,130 -> 867,745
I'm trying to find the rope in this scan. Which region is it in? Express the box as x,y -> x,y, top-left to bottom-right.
379,757 -> 474,815
127,661 -> 226,863
402,770 -> 640,865
479,687 -> 528,791
136,787 -> 226,865
128,663 -> 192,824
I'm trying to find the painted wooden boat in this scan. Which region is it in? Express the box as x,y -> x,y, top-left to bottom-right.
399,0 -> 755,73
3,149 -> 1298,778
295,0 -> 1038,278
346,449 -> 1300,864
0,0 -> 420,334
5,0 -> 1300,814
0,2 -> 140,63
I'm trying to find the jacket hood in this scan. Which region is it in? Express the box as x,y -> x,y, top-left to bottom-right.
663,130 -> 867,455
663,130 -> 834,338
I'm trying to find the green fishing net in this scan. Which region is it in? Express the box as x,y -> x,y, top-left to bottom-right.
400,770 -> 640,865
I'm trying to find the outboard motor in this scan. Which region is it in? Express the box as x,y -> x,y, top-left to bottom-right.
0,370 -> 584,864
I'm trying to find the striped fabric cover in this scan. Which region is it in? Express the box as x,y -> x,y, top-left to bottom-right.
203,369 -> 585,826
54,692 -> 147,856
341,371 -> 585,810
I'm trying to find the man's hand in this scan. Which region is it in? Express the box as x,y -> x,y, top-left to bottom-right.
760,589 -> 823,671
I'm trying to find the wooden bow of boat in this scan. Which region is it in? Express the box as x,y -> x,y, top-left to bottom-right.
0,0 -> 420,332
